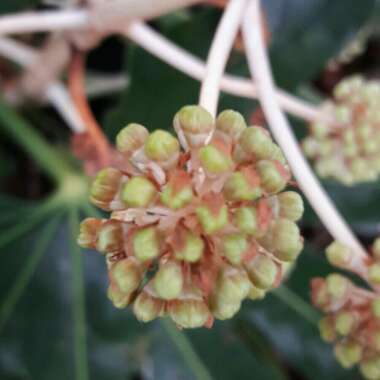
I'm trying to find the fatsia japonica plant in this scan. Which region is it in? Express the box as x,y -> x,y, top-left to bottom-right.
0,0 -> 379,379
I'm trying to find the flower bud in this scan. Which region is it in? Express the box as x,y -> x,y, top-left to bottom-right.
372,298 -> 380,319
215,266 -> 251,304
160,183 -> 193,210
334,75 -> 363,100
173,105 -> 214,147
77,218 -> 103,249
256,160 -> 288,194
169,287 -> 210,328
360,357 -> 380,380
302,137 -> 320,158
310,121 -> 329,139
233,206 -> 259,236
122,176 -> 157,208
221,234 -> 248,265
234,126 -> 275,162
261,219 -> 303,262
373,238 -> 380,260
334,340 -> 362,368
133,287 -> 164,322
369,263 -> 380,284
116,123 -> 149,155
247,285 -> 266,300
318,317 -> 336,343
325,241 -> 352,268
245,255 -> 278,290
174,231 -> 204,263
198,145 -> 233,175
335,105 -> 352,124
153,261 -> 183,300
215,110 -> 247,141
109,257 -> 142,294
335,310 -> 356,336
133,227 -> 160,262
144,130 -> 180,169
276,191 -> 304,222
326,273 -> 349,301
90,167 -> 125,211
107,283 -> 131,309
196,203 -> 228,235
223,171 -> 262,202
210,297 -> 241,320
96,220 -> 124,253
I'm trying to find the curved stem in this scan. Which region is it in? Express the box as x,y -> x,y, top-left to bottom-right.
241,1 -> 368,264
198,0 -> 248,116
126,22 -> 326,123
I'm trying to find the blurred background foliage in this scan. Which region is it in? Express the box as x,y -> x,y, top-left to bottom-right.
0,0 -> 380,379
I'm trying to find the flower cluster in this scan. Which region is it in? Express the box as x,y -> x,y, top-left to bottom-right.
313,238 -> 380,379
303,76 -> 380,185
78,105 -> 304,329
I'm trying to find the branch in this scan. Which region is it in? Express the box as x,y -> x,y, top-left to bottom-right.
242,1 -> 369,268
198,0 -> 248,116
126,22 -> 327,123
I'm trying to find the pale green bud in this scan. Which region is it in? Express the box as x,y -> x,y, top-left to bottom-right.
335,105 -> 351,124
247,285 -> 266,300
302,137 -> 320,158
110,257 -> 142,294
373,238 -> 380,259
368,263 -> 380,284
311,121 -> 329,139
174,232 -> 204,263
144,130 -> 180,169
318,317 -> 336,343
221,234 -> 248,265
223,172 -> 262,202
256,160 -> 287,194
335,311 -> 356,336
210,297 -> 241,320
326,241 -> 352,268
326,273 -> 349,300
233,206 -> 259,236
271,145 -> 287,165
334,340 -> 362,368
153,261 -> 183,300
77,218 -> 103,249
276,191 -> 304,221
107,284 -> 131,309
360,357 -> 380,380
357,123 -> 372,141
245,255 -> 278,290
342,129 -> 355,144
196,204 -> 228,235
199,145 -> 233,174
160,184 -> 193,210
362,140 -> 378,155
96,220 -> 124,253
122,176 -> 157,208
216,109 -> 247,141
372,298 -> 380,319
133,227 -> 160,262
90,167 -> 124,211
133,288 -> 164,322
173,105 -> 214,147
334,76 -> 364,100
116,123 -> 149,155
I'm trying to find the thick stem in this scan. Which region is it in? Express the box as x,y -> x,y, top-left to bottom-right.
198,0 -> 248,116
126,22 -> 327,123
242,1 -> 368,264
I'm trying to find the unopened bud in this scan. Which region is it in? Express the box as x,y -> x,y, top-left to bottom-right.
234,206 -> 259,236
335,310 -> 356,336
196,204 -> 228,235
133,288 -> 164,322
199,145 -> 233,174
302,137 -> 319,158
310,121 -> 329,139
245,255 -> 278,290
221,234 -> 248,265
318,317 -> 336,343
360,356 -> 380,380
276,191 -> 304,221
247,285 -> 266,300
372,298 -> 380,319
116,123 -> 149,155
90,167 -> 124,211
334,340 -> 362,368
326,241 -> 352,268
133,227 -> 160,262
109,257 -> 142,294
160,182 -> 193,210
326,273 -> 349,301
256,160 -> 288,194
173,105 -> 214,147
373,238 -> 380,260
174,231 -> 204,263
122,176 -> 157,208
210,297 -> 241,320
369,263 -> 380,284
144,130 -> 180,169
153,261 -> 183,300
335,105 -> 352,124
223,171 -> 262,202
107,284 -> 131,309
215,109 -> 247,141
77,218 -> 103,249
96,220 -> 124,253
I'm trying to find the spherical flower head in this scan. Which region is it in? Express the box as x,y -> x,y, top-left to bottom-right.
303,76 -> 380,185
78,106 -> 305,328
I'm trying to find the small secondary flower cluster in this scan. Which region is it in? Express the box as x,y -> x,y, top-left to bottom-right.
303,76 -> 380,185
312,238 -> 380,380
78,105 -> 304,329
